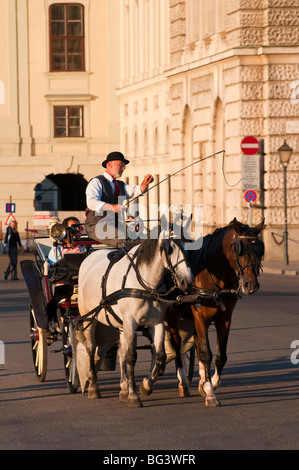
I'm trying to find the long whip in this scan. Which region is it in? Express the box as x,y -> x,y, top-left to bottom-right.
125,149 -> 225,207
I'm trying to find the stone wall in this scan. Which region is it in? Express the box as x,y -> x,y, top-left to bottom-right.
168,0 -> 299,260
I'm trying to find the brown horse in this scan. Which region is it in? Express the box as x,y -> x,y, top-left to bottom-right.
167,217 -> 265,407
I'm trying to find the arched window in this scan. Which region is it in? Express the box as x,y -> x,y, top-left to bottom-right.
49,3 -> 85,71
154,125 -> 159,155
165,123 -> 169,154
133,128 -> 138,157
144,127 -> 149,156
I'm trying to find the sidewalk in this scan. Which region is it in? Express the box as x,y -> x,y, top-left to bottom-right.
262,260 -> 299,276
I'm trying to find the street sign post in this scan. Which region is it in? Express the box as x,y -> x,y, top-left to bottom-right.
241,136 -> 260,190
6,203 -> 16,213
241,136 -> 259,155
244,190 -> 257,227
244,190 -> 257,203
5,213 -> 17,225
242,154 -> 260,190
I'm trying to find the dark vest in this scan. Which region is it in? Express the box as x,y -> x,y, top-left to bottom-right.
85,175 -> 126,226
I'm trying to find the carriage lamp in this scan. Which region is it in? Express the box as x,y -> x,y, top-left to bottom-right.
278,140 -> 293,265
49,222 -> 66,241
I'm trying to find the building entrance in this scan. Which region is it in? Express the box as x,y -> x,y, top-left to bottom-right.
34,173 -> 87,211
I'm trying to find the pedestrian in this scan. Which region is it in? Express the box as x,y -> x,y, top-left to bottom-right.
85,151 -> 153,248
4,221 -> 22,280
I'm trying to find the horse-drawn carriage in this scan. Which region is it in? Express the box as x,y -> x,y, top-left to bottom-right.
21,225 -> 195,395
21,216 -> 265,407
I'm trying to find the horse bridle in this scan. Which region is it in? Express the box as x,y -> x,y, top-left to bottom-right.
230,233 -> 263,277
191,230 -> 263,311
123,238 -> 190,297
160,239 -> 191,291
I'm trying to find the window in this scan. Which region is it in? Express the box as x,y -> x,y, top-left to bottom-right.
50,3 -> 85,71
54,106 -> 83,137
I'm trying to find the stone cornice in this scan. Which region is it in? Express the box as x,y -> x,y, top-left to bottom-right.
165,46 -> 299,78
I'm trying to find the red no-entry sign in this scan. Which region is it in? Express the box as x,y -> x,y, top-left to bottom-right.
241,136 -> 259,155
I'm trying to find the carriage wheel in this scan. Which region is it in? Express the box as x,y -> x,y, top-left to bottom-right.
30,305 -> 48,382
62,318 -> 79,394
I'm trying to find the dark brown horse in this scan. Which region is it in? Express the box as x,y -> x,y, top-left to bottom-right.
167,217 -> 265,407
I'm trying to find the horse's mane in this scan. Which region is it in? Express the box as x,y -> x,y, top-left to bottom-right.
210,220 -> 245,237
135,236 -> 160,267
189,219 -> 264,275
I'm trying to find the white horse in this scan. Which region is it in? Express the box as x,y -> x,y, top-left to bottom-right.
77,230 -> 194,408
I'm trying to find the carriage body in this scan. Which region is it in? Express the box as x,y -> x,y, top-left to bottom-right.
21,235 -> 115,388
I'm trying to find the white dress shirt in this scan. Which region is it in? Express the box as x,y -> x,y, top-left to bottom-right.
86,172 -> 143,215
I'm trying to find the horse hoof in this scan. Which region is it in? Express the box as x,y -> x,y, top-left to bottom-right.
178,384 -> 190,397
139,378 -> 153,396
87,384 -> 100,399
119,390 -> 129,403
205,397 -> 221,407
88,389 -> 100,399
128,396 -> 143,408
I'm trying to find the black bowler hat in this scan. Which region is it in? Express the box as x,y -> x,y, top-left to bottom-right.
102,151 -> 130,168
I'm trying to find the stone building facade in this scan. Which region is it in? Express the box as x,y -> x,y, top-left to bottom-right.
0,0 -> 298,260
0,0 -> 121,236
118,0 -> 299,260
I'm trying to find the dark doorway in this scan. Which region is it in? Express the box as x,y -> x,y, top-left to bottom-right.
34,173 -> 87,211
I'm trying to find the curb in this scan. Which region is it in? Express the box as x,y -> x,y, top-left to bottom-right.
263,267 -> 299,276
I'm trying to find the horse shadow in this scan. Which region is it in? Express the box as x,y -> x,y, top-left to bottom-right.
217,354 -> 299,405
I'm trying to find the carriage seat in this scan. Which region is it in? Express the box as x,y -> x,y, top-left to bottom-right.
49,252 -> 88,284
46,253 -> 87,318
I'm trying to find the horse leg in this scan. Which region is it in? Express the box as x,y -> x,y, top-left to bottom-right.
212,314 -> 232,390
84,322 -> 101,399
118,330 -> 129,402
140,322 -> 166,396
119,320 -> 142,408
167,310 -> 190,397
193,311 -> 221,407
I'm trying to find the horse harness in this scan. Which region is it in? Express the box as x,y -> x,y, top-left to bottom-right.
230,232 -> 264,276
191,231 -> 263,312
75,239 -> 190,330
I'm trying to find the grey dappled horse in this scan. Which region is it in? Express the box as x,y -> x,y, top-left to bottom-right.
77,229 -> 193,407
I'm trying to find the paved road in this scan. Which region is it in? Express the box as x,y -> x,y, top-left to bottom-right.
0,254 -> 298,452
